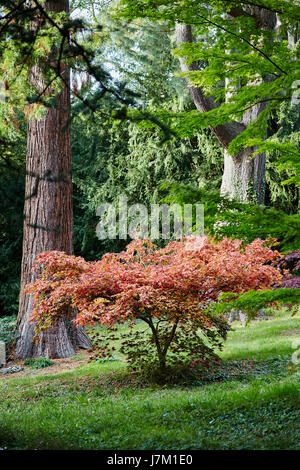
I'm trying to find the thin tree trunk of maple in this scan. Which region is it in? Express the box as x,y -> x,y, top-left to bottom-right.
15,0 -> 91,358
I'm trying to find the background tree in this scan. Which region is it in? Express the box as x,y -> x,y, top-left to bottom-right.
71,15 -> 224,258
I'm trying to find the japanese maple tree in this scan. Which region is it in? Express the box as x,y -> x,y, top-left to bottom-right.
25,236 -> 282,378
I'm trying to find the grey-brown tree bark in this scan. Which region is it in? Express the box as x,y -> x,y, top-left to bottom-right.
175,6 -> 277,203
15,0 -> 91,359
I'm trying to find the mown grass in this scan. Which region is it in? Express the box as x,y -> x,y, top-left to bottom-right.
0,308 -> 299,450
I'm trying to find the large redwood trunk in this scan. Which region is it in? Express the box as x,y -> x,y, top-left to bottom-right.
15,0 -> 91,359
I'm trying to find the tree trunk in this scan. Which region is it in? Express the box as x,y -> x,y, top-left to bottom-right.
220,80 -> 266,204
15,0 -> 91,359
220,147 -> 265,203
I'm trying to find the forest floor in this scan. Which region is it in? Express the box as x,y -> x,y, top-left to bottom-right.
0,308 -> 299,450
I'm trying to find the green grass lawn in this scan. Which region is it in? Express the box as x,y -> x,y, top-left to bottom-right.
0,308 -> 299,450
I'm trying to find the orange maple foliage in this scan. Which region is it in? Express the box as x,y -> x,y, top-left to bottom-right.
25,236 -> 282,333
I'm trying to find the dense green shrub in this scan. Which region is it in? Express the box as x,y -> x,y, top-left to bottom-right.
23,357 -> 54,369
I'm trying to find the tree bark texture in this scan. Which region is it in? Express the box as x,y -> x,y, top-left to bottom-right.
175,6 -> 277,203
